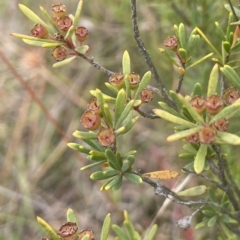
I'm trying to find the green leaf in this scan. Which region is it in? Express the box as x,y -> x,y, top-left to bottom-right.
169,90 -> 183,109
192,82 -> 202,97
146,224 -> 158,240
115,116 -> 139,135
167,127 -> 201,142
11,33 -> 58,42
178,23 -> 187,48
105,82 -> 118,95
124,173 -> 142,184
115,100 -> 134,128
82,139 -> 104,151
207,215 -> 217,227
179,48 -> 187,62
223,41 -> 231,54
159,48 -> 180,67
39,5 -> 59,32
221,214 -> 231,223
195,219 -> 209,229
64,25 -> 75,40
67,208 -> 78,224
182,144 -> 198,154
186,53 -> 214,70
37,216 -> 60,240
103,175 -> 122,190
114,89 -> 126,126
103,103 -> 113,128
105,148 -> 122,170
95,88 -> 106,115
101,213 -> 111,240
90,170 -> 119,180
153,109 -> 196,128
90,90 -> 116,103
177,185 -> 207,197
202,210 -> 215,217
22,39 -> 63,47
177,94 -> 204,123
19,4 -> 53,34
217,131 -> 240,145
134,71 -> 152,99
194,144 -> 207,174
187,34 -> 200,53
53,56 -> 77,68
207,64 -> 219,97
42,42 -> 65,48
224,4 -> 240,18
89,150 -> 106,158
73,130 -> 97,139
158,102 -> 182,117
208,187 -> 217,202
122,50 -> 131,74
112,225 -> 129,240
67,143 -> 91,154
209,99 -> 240,124
75,45 -> 90,54
179,153 -> 195,159
73,0 -> 83,28
215,22 -> 226,40
121,159 -> 132,172
220,65 -> 240,88
80,160 -> 106,170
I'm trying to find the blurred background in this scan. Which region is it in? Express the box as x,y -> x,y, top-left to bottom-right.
0,0 -> 235,239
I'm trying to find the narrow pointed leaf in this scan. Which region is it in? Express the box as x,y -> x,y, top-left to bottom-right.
104,175 -> 122,190
67,208 -> 78,224
220,65 -> 240,88
170,90 -> 183,109
100,214 -> 111,240
177,94 -> 204,123
53,56 -> 77,68
19,4 -> 53,34
90,90 -> 115,103
75,45 -> 90,54
153,109 -> 197,128
167,127 -> 201,142
73,0 -> 83,28
159,48 -> 180,67
114,89 -> 126,126
73,130 -> 97,139
142,170 -> 180,179
195,219 -> 209,229
224,4 -> 240,18
115,116 -> 139,135
80,160 -> 106,170
95,88 -> 106,115
207,64 -> 219,97
217,131 -> 240,145
192,82 -> 202,97
82,139 -> 104,151
42,42 -> 65,48
177,185 -> 207,197
187,34 -> 200,53
186,53 -> 213,70
134,71 -> 151,99
122,50 -> 131,74
103,103 -> 113,128
67,143 -> 91,154
90,170 -> 119,180
179,48 -> 187,62
37,216 -> 60,240
11,33 -> 59,42
183,144 -> 198,154
112,225 -> 129,239
209,99 -> 240,124
194,144 -> 207,174
115,100 -> 134,128
207,216 -> 217,227
105,82 -> 118,95
178,23 -> 187,48
124,173 -> 142,184
22,39 -> 62,47
105,148 -> 121,170
215,22 -> 226,40
64,25 -> 75,40
158,102 -> 182,117
146,224 -> 158,240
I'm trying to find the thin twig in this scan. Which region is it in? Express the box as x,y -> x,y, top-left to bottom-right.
175,73 -> 185,93
228,0 -> 239,22
134,107 -> 160,119
130,0 -> 176,110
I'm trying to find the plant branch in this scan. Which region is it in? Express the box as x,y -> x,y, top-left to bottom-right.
175,73 -> 185,93
130,0 -> 176,109
227,0 -> 239,22
134,107 -> 160,119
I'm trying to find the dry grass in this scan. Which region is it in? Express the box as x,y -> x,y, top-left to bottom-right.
0,0 -> 231,239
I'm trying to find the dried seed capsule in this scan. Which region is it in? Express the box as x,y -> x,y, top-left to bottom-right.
78,229 -> 95,240
109,73 -> 125,89
81,110 -> 101,130
164,36 -> 178,51
185,132 -> 199,144
52,46 -> 67,61
97,128 -> 116,147
87,98 -> 101,115
214,118 -> 229,132
206,94 -> 224,115
52,3 -> 67,17
140,89 -> 153,103
57,16 -> 72,31
30,23 -> 48,38
189,96 -> 206,114
222,87 -> 240,105
199,126 -> 216,144
75,26 -> 89,42
128,72 -> 140,90
58,222 -> 78,240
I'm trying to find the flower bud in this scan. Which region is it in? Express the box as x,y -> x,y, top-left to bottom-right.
52,46 -> 68,61
57,16 -> 72,31
30,24 -> 48,38
75,26 -> 89,43
81,111 -> 101,130
109,73 -> 125,89
128,72 -> 140,90
185,132 -> 199,144
97,128 -> 116,147
199,126 -> 216,144
52,3 -> 67,17
189,96 -> 206,114
58,222 -> 78,240
222,87 -> 240,105
140,89 -> 153,103
164,36 -> 178,51
87,98 -> 101,115
206,94 -> 224,115
214,118 -> 229,132
78,229 -> 95,240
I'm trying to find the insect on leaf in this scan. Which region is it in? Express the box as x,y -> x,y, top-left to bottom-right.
142,170 -> 180,180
